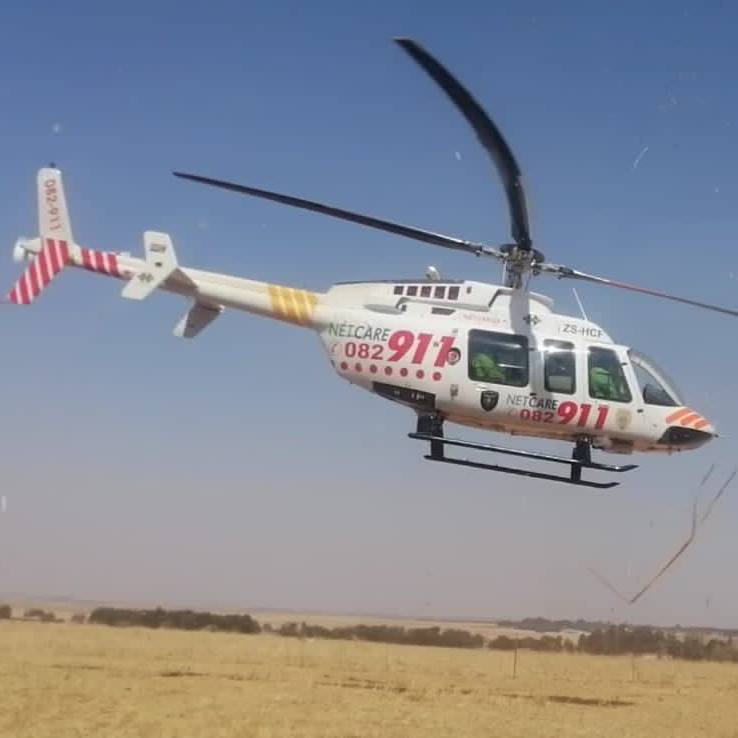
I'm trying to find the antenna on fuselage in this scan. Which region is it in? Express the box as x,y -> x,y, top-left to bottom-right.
572,288 -> 588,321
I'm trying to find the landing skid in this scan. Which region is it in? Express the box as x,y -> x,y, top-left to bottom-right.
409,431 -> 637,490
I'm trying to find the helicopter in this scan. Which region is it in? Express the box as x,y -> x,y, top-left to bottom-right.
7,39 -> 737,489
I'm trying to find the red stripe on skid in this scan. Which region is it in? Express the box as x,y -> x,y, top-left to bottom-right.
82,248 -> 93,269
93,251 -> 106,272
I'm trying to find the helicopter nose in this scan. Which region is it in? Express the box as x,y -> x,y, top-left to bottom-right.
659,408 -> 717,449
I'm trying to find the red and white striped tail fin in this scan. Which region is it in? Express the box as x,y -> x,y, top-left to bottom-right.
6,168 -> 75,305
7,238 -> 72,305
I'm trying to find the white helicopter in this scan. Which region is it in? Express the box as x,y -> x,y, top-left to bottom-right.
8,39 -> 736,489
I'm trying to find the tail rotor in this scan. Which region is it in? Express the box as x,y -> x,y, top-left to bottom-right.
6,168 -> 75,305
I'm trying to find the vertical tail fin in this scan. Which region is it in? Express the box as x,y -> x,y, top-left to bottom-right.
38,167 -> 74,244
7,168 -> 74,305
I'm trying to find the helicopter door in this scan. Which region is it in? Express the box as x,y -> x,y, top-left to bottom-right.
586,346 -> 633,404
457,328 -> 531,418
585,345 -> 647,441
538,341 -> 645,439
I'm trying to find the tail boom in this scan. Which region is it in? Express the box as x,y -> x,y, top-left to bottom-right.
7,241 -> 126,305
8,167 -> 325,334
169,268 -> 322,329
8,230 -> 323,330
77,246 -> 123,278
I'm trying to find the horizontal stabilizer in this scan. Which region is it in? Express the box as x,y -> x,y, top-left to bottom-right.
173,302 -> 223,338
121,231 -> 178,300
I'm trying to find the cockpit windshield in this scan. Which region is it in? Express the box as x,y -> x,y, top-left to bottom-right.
628,350 -> 683,407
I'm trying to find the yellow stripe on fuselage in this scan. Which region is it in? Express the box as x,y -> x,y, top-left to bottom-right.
267,284 -> 318,326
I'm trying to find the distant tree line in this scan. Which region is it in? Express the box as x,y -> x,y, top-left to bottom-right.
577,624 -> 738,662
0,606 -> 65,623
88,607 -> 260,634
488,625 -> 738,662
272,621 -> 485,649
273,621 -> 738,662
19,605 -> 737,664
496,616 -> 738,639
23,608 -> 60,622
488,634 -> 576,653
496,617 -> 605,633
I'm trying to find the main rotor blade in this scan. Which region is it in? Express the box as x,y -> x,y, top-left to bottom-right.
543,264 -> 738,317
395,38 -> 532,251
173,171 -> 502,258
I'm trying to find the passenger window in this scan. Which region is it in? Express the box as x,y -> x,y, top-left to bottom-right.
420,285 -> 431,297
468,330 -> 528,387
434,285 -> 446,299
393,285 -> 403,295
407,285 -> 418,296
448,286 -> 460,300
544,340 -> 575,395
588,347 -> 632,403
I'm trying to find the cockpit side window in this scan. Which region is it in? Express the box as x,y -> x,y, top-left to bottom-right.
628,350 -> 681,407
588,347 -> 632,403
468,330 -> 529,387
544,340 -> 576,395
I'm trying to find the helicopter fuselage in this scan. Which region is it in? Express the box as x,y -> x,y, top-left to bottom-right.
316,278 -> 714,455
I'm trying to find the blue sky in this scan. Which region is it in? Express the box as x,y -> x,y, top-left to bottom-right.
2,1 -> 738,627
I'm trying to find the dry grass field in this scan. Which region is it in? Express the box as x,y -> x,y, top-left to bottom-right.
1,620 -> 737,738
